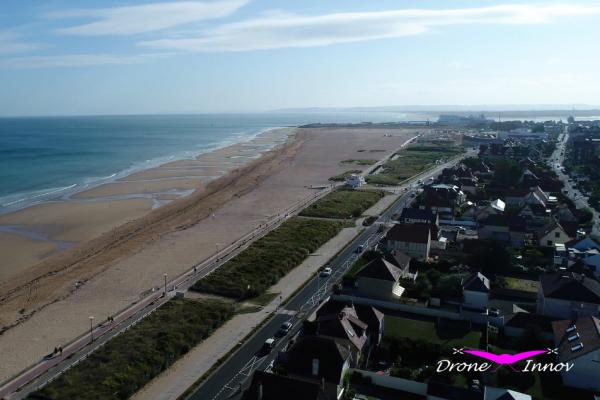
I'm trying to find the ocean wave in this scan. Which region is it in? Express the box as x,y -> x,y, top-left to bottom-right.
0,126 -> 285,214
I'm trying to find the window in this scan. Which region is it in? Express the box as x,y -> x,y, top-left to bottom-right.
547,240 -> 553,246
555,232 -> 561,238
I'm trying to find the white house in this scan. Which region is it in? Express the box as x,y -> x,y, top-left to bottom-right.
552,316 -> 600,391
537,272 -> 600,319
462,272 -> 490,310
346,174 -> 366,188
537,222 -> 573,247
385,223 -> 431,261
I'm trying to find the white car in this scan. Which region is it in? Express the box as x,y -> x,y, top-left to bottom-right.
320,267 -> 332,277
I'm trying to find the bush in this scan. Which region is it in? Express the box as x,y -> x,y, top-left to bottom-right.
300,188 -> 384,219
191,218 -> 346,300
30,299 -> 234,400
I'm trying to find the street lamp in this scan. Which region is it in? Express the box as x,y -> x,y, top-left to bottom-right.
163,273 -> 168,295
89,316 -> 94,343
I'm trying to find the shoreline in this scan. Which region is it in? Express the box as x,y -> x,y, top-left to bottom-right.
0,126 -> 290,216
0,126 -> 419,383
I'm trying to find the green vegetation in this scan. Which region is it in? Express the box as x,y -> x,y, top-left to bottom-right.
383,316 -> 481,348
300,188 -> 384,219
341,159 -> 378,165
366,144 -> 463,185
191,218 -> 347,300
329,169 -> 362,182
503,277 -> 539,293
30,299 -> 233,400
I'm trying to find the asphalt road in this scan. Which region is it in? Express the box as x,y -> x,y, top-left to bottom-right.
549,131 -> 600,235
188,155 -> 465,400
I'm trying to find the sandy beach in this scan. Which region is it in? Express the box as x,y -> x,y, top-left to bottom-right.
0,126 -> 419,383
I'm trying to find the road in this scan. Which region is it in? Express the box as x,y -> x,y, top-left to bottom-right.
187,154 -> 467,400
1,135 -> 424,399
549,131 -> 600,235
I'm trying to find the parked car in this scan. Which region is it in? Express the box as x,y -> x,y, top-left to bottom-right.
320,267 -> 332,277
355,245 -> 364,254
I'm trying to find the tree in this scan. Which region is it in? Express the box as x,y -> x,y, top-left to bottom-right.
469,241 -> 511,274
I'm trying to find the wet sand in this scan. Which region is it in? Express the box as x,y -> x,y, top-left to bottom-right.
0,126 -> 419,382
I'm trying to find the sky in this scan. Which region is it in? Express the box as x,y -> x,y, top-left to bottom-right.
1,0 -> 600,116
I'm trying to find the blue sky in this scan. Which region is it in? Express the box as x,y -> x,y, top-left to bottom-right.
1,0 -> 599,116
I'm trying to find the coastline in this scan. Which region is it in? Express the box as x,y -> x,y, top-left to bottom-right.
0,127 -> 292,283
0,126 -> 419,383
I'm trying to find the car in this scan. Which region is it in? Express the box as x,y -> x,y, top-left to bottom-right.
262,337 -> 276,354
320,267 -> 332,277
278,321 -> 293,336
355,245 -> 364,254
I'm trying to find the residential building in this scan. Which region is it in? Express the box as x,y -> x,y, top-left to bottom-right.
462,272 -> 490,310
537,272 -> 600,319
398,207 -> 438,226
385,223 -> 431,261
551,316 -> 600,391
244,370 -> 326,400
354,257 -> 405,300
484,387 -> 532,400
537,222 -> 573,247
315,300 -> 384,346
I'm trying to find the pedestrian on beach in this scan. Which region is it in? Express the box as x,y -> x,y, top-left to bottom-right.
59,346 -> 63,355
53,347 -> 57,354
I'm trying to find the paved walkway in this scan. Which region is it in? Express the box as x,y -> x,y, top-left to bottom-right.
130,223 -> 362,400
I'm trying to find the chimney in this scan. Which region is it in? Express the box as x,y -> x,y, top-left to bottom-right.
312,358 -> 319,377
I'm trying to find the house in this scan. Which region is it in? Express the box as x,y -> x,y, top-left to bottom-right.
537,222 -> 573,247
243,370 -> 326,400
354,258 -> 405,300
387,250 -> 418,281
462,272 -> 490,310
478,214 -> 530,246
484,387 -> 532,400
518,203 -> 549,226
284,336 -> 353,400
398,207 -> 438,226
315,300 -> 384,346
537,272 -> 600,318
385,223 -> 431,261
346,174 -> 365,188
316,306 -> 369,353
551,316 -> 600,391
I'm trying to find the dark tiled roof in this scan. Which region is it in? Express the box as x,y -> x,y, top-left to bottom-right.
386,223 -> 430,244
462,272 -> 490,293
540,272 -> 600,303
387,250 -> 411,269
504,312 -> 556,331
315,299 -> 383,335
427,381 -> 481,400
286,336 -> 351,384
399,207 -> 436,223
244,371 -> 323,400
356,258 -> 402,282
317,307 -> 368,351
552,316 -> 600,362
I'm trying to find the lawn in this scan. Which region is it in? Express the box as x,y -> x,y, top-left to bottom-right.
504,277 -> 539,293
299,188 -> 385,219
384,316 -> 481,348
329,169 -> 362,182
191,218 -> 347,300
29,299 -> 234,400
366,144 -> 463,186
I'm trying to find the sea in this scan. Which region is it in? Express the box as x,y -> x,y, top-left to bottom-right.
0,112 -> 429,214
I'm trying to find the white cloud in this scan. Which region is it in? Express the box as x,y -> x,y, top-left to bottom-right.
0,53 -> 170,69
53,0 -> 249,36
139,3 -> 600,52
0,32 -> 42,54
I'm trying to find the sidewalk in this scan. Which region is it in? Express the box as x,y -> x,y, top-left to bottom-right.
130,223 -> 363,400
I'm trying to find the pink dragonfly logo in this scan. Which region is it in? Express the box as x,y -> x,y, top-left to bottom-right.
455,348 -> 552,372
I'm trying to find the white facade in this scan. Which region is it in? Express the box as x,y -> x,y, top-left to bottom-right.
539,225 -> 571,247
463,290 -> 489,310
387,239 -> 430,261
